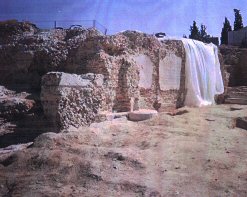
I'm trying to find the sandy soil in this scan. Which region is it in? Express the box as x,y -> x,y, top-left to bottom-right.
0,104 -> 247,197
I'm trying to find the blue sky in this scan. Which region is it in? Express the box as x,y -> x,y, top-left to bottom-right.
0,0 -> 246,37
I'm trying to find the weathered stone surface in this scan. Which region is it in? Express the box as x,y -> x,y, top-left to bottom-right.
0,22 -> 101,90
218,46 -> 247,105
236,117 -> 247,130
0,21 -> 233,132
128,110 -> 158,121
219,46 -> 247,86
0,21 -> 188,115
0,20 -> 38,44
41,72 -> 105,130
0,86 -> 35,119
158,40 -> 186,110
0,142 -> 33,164
225,86 -> 247,105
0,21 -> 192,139
159,52 -> 182,91
0,85 -> 52,148
67,30 -> 187,112
133,54 -> 153,89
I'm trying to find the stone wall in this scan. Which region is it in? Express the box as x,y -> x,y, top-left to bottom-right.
113,58 -> 140,112
228,27 -> 247,46
0,22 -> 190,129
41,72 -> 105,130
219,46 -> 247,86
158,40 -> 186,110
39,31 -> 188,128
66,31 -> 186,112
0,21 -> 102,90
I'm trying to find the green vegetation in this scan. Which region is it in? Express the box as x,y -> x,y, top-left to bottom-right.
189,21 -> 212,43
220,17 -> 232,45
234,9 -> 244,31
220,9 -> 245,45
189,21 -> 200,40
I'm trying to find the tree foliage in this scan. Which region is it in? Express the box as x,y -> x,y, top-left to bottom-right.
199,24 -> 210,40
189,21 -> 200,40
200,24 -> 207,38
189,21 -> 211,43
220,17 -> 232,45
234,9 -> 243,31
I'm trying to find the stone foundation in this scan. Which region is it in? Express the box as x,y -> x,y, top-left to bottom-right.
41,72 -> 105,129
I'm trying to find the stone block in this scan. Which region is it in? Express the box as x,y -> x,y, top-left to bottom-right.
41,72 -> 105,130
236,117 -> 247,130
128,109 -> 158,121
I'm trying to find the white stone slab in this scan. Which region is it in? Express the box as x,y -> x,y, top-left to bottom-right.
159,53 -> 182,91
133,54 -> 153,89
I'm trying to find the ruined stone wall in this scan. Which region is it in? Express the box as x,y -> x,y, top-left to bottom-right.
0,22 -> 102,90
41,72 -> 105,130
158,40 -> 186,111
66,31 -> 186,112
219,46 -> 247,86
0,22 -> 195,129
113,58 -> 140,112
0,21 -> 230,132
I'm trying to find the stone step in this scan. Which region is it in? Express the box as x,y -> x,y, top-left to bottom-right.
225,98 -> 247,105
128,110 -> 158,121
225,92 -> 247,98
225,86 -> 247,105
227,86 -> 247,93
227,89 -> 247,93
228,89 -> 247,93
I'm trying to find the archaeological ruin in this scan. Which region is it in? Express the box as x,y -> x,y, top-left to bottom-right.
1,20 -> 247,197
0,20 -> 246,134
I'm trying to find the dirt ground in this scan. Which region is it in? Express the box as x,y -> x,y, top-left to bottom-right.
0,104 -> 247,197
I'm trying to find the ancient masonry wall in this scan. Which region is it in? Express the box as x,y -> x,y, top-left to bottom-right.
157,40 -> 186,111
219,46 -> 247,86
0,22 -> 229,130
41,72 -> 105,129
41,32 -> 187,129
65,32 -> 186,113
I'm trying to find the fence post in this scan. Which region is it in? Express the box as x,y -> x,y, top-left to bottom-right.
54,21 -> 56,29
93,20 -> 96,28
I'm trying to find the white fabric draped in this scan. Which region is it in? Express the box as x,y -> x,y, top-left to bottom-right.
181,39 -> 224,107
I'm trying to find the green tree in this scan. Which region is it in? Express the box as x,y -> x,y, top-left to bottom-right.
199,24 -> 210,41
234,9 -> 243,31
189,22 -> 210,42
188,21 -> 216,44
199,24 -> 207,39
189,21 -> 200,40
220,17 -> 232,45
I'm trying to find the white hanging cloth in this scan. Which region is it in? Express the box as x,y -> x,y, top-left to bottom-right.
181,38 -> 224,107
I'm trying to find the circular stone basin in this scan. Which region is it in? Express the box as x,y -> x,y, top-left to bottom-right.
128,109 -> 158,121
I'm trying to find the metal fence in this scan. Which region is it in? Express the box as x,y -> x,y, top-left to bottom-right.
30,20 -> 108,35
